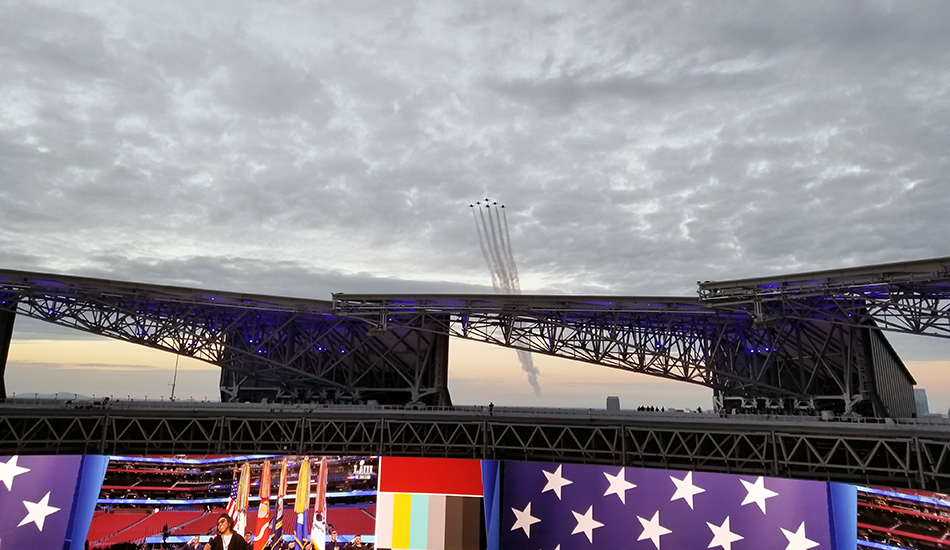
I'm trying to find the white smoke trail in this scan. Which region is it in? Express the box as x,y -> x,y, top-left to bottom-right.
486,204 -> 514,293
471,200 -> 541,396
500,207 -> 521,290
472,208 -> 500,290
480,205 -> 512,292
478,206 -> 508,291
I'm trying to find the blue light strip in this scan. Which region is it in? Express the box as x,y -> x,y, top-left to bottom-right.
99,497 -> 224,505
144,534 -> 377,545
857,540 -> 904,550
97,489 -> 377,506
856,485 -> 950,509
108,454 -> 281,465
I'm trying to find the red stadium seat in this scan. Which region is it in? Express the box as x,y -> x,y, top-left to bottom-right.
96,509 -> 203,545
87,509 -> 149,546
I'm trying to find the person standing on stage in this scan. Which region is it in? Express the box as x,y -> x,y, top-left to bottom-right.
204,513 -> 250,550
343,534 -> 370,549
325,530 -> 343,550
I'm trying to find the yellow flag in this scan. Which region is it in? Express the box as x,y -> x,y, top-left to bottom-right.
237,462 -> 251,511
278,459 -> 288,499
294,458 -> 311,514
259,460 -> 272,502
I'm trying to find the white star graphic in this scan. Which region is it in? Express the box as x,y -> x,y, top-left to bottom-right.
670,471 -> 705,509
707,516 -> 743,550
18,491 -> 60,531
541,464 -> 573,500
603,468 -> 637,504
637,510 -> 672,550
571,505 -> 604,543
510,502 -> 541,538
0,455 -> 31,491
781,521 -> 819,550
740,476 -> 779,514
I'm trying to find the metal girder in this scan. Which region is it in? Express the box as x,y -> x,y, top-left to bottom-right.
304,419 -> 380,456
623,427 -> 772,474
382,420 -> 485,457
0,270 -> 450,405
332,294 -> 891,413
332,295 -> 788,394
0,269 -> 919,412
698,256 -> 950,339
0,309 -> 13,398
489,423 -> 622,464
2,402 -> 948,491
773,432 -> 918,483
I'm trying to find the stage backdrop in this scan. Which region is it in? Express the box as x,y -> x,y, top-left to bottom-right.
0,454 -> 866,549
0,454 -> 109,550
500,461 -> 857,550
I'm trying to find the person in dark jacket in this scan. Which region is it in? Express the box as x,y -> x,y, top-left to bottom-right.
343,534 -> 371,549
325,530 -> 342,550
203,513 -> 249,550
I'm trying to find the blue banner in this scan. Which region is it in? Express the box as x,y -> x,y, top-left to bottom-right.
501,461 -> 855,550
0,455 -> 106,549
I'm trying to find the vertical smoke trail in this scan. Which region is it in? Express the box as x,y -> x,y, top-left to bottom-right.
477,206 -> 506,289
481,205 -> 512,292
471,200 -> 541,396
472,208 -> 500,290
486,205 -> 514,293
516,349 -> 539,394
500,207 -> 521,290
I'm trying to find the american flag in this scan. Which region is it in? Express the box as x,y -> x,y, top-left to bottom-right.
225,469 -> 240,521
0,455 -> 86,547
501,461 -> 850,550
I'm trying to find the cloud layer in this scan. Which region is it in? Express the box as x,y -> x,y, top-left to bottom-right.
3,1 -> 950,407
3,1 -> 949,297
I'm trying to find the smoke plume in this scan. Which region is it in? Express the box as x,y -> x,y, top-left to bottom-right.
471,200 -> 541,396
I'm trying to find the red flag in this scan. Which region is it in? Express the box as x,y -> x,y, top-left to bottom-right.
253,460 -> 271,550
310,457 -> 328,544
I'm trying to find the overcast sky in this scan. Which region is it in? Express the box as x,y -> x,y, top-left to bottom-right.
3,1 -> 950,412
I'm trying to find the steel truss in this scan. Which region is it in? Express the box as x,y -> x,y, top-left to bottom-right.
0,268 -> 911,413
1,403 -> 947,492
698,256 -> 950,339
332,295 -> 897,414
0,271 -> 450,405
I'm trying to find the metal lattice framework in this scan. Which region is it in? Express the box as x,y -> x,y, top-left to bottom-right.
334,295 -> 766,391
1,402 -> 947,491
699,256 -> 950,338
331,294 -> 895,414
0,270 -> 450,405
0,265 -> 927,413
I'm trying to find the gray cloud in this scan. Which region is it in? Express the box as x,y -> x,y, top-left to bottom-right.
2,1 -> 950,392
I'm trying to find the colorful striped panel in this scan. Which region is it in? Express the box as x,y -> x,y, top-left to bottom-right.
375,493 -> 481,550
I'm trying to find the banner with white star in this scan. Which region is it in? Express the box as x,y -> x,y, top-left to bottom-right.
0,454 -> 108,549
501,461 -> 856,550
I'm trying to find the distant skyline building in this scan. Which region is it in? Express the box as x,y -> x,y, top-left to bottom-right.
914,388 -> 930,417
